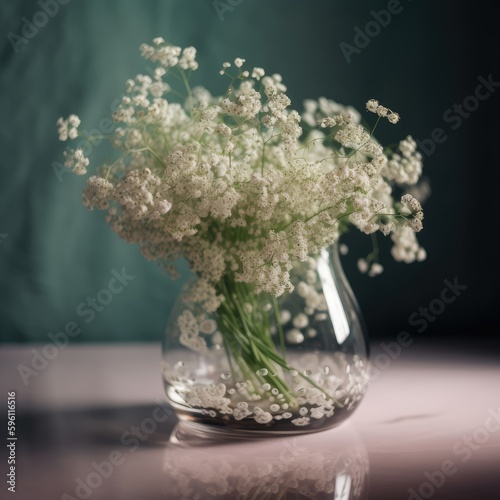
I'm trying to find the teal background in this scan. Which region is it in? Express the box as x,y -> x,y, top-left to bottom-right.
0,0 -> 497,343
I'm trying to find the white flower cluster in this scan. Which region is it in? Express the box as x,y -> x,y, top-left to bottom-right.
391,226 -> 427,263
177,309 -> 208,353
296,387 -> 334,418
184,383 -> 232,413
140,38 -> 199,71
57,114 -> 80,141
64,148 -> 89,176
59,39 -> 428,303
366,99 -> 400,124
57,115 -> 90,175
302,97 -> 361,127
91,167 -> 173,222
384,136 -> 423,186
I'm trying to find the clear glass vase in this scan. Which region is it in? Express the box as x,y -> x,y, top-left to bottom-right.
162,244 -> 369,436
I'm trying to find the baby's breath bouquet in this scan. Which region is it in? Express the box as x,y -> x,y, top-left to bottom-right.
58,38 -> 426,428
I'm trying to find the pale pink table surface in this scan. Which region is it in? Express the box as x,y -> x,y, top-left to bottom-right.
1,343 -> 499,499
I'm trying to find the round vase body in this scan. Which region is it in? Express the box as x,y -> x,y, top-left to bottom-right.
162,246 -> 369,436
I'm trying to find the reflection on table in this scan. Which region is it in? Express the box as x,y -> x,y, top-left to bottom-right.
163,421 -> 369,499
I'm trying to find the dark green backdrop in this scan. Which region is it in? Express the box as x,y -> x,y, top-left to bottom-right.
1,0 -> 498,343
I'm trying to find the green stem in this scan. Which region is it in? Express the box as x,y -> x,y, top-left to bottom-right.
273,296 -> 286,358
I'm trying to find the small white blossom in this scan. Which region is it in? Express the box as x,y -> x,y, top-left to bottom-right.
251,67 -> 265,80
280,310 -> 291,324
377,106 -> 389,117
357,259 -> 369,274
57,114 -> 81,141
368,263 -> 384,277
388,112 -> 400,124
366,99 -> 379,112
293,313 -> 309,329
417,247 -> 427,262
317,117 -> 337,128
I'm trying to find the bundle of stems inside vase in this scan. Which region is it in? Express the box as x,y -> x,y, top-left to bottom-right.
215,275 -> 340,407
